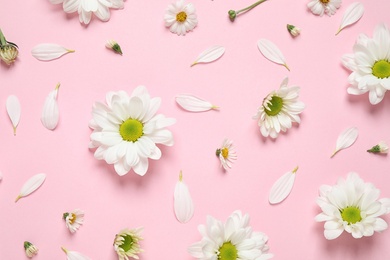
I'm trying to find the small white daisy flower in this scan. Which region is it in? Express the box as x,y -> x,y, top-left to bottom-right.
164,0 -> 198,36
63,209 -> 84,233
307,0 -> 341,16
188,210 -> 273,260
114,228 -> 143,260
342,23 -> 390,105
315,172 -> 390,240
367,141 -> 389,154
24,241 -> 38,258
216,139 -> 237,171
253,77 -> 305,139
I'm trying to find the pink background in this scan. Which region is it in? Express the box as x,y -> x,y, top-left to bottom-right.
1,0 -> 390,259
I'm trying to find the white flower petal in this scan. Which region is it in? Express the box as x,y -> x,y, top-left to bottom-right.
331,127 -> 359,157
336,2 -> 364,35
175,94 -> 217,112
31,43 -> 74,61
174,172 -> 194,223
191,45 -> 225,66
15,173 -> 46,202
41,84 -> 60,130
257,39 -> 289,70
269,167 -> 297,204
6,95 -> 21,135
62,247 -> 91,260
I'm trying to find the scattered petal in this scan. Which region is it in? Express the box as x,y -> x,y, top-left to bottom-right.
15,173 -> 46,202
174,171 -> 194,223
41,83 -> 60,130
269,166 -> 298,204
336,2 -> 364,35
331,127 -> 359,158
31,43 -> 74,61
191,46 -> 225,67
6,95 -> 21,135
175,94 -> 218,112
257,39 -> 290,71
61,247 -> 91,260
367,141 -> 388,154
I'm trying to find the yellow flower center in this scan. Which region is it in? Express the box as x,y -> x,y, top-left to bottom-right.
69,213 -> 77,224
176,11 -> 187,23
372,60 -> 390,79
320,0 -> 329,3
264,96 -> 283,116
341,206 -> 362,224
119,119 -> 144,142
221,148 -> 229,159
119,235 -> 134,252
218,242 -> 237,260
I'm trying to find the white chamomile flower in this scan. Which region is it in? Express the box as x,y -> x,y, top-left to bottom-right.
89,86 -> 176,176
114,228 -> 143,260
315,172 -> 390,240
216,139 -> 237,171
307,0 -> 341,16
63,209 -> 84,233
24,241 -> 38,258
253,77 -> 305,138
188,210 -> 273,260
367,141 -> 389,154
342,23 -> 390,105
164,0 -> 198,36
49,0 -> 124,25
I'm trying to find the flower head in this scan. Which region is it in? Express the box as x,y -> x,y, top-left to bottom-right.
188,210 -> 273,260
315,172 -> 390,239
253,77 -> 305,138
49,0 -> 124,25
0,29 -> 18,65
24,241 -> 38,258
367,141 -> 388,154
106,40 -> 123,55
216,139 -> 237,171
63,209 -> 84,233
228,0 -> 267,21
287,24 -> 301,37
307,0 -> 341,16
164,0 -> 198,36
89,86 -> 175,176
114,228 -> 143,260
342,24 -> 390,105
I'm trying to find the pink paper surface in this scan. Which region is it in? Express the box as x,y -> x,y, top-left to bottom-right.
1,0 -> 390,259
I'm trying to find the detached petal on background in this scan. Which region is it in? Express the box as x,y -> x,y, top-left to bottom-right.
6,95 -> 21,136
191,45 -> 225,67
41,83 -> 60,130
31,43 -> 75,61
331,127 -> 359,157
175,94 -> 218,112
269,167 -> 298,204
257,39 -> 290,71
62,247 -> 91,260
174,171 -> 194,223
15,173 -> 46,202
336,2 -> 364,35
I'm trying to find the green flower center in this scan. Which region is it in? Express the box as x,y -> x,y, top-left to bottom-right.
218,242 -> 237,260
372,60 -> 390,79
264,96 -> 283,116
176,11 -> 187,23
119,235 -> 134,252
341,206 -> 362,224
119,119 -> 143,142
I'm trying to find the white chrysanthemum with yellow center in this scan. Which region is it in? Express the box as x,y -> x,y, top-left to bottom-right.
342,23 -> 390,105
63,209 -> 84,233
216,139 -> 237,171
89,86 -> 175,176
253,77 -> 305,139
114,228 -> 143,260
188,210 -> 273,260
164,0 -> 198,36
315,172 -> 390,240
307,0 -> 341,16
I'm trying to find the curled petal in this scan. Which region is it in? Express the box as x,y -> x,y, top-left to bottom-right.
175,94 -> 218,112
174,172 -> 194,223
6,95 -> 21,135
336,2 -> 364,35
191,45 -> 225,66
15,174 -> 46,202
269,167 -> 298,204
257,39 -> 289,71
41,83 -> 60,130
331,127 -> 359,157
62,247 -> 91,260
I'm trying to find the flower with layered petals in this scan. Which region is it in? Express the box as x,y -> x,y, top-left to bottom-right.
188,210 -> 273,260
307,0 -> 341,16
342,24 -> 390,105
49,0 -> 124,25
114,228 -> 143,260
0,29 -> 18,65
315,172 -> 390,240
216,139 -> 237,171
89,86 -> 175,176
253,77 -> 305,138
164,0 -> 197,36
63,209 -> 84,233
24,241 -> 38,258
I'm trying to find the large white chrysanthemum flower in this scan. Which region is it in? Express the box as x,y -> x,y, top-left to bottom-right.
216,139 -> 237,171
342,24 -> 390,105
188,210 -> 273,260
89,86 -> 175,176
307,0 -> 341,16
49,0 -> 124,25
315,172 -> 390,240
164,0 -> 198,36
253,77 -> 305,139
114,228 -> 143,260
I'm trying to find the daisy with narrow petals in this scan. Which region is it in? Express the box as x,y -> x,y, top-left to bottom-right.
188,210 -> 273,260
315,172 -> 390,240
216,139 -> 237,171
49,0 -> 124,25
307,0 -> 341,16
253,77 -> 305,138
342,24 -> 390,105
63,209 -> 84,233
164,0 -> 198,36
89,86 -> 176,176
114,228 -> 143,260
